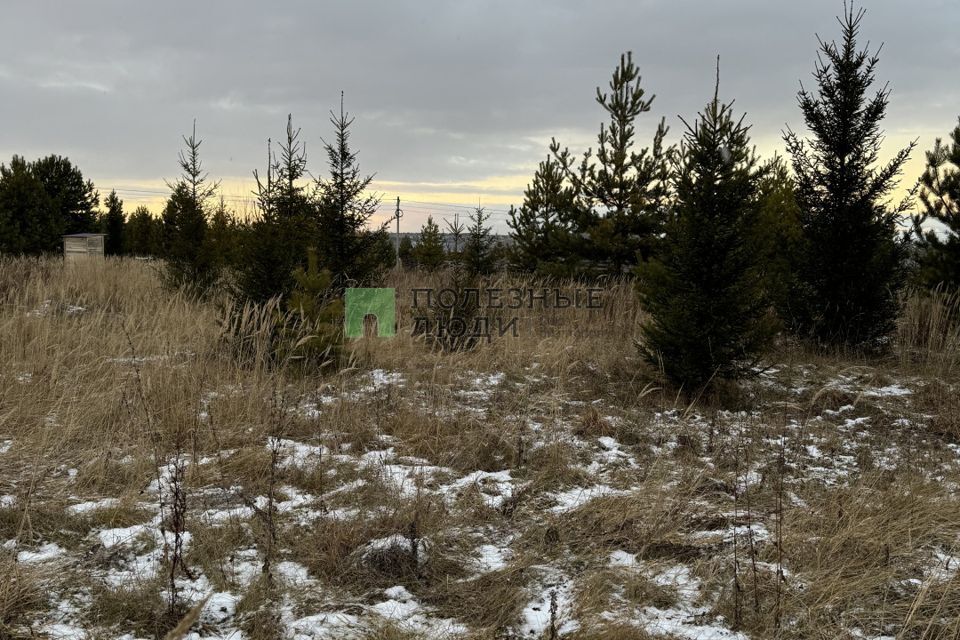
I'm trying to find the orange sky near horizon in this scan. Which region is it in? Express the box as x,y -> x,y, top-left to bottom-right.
96,129 -> 935,234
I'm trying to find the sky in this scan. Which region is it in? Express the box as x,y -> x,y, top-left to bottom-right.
1,0 -> 957,232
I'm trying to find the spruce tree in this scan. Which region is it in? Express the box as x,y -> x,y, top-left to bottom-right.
236,115 -> 316,303
550,51 -> 673,276
444,213 -> 466,259
913,117 -> 960,290
102,190 -> 125,256
355,228 -> 397,277
271,116 -> 313,223
784,5 -> 914,348
638,72 -> 774,390
162,122 -> 220,295
507,157 -> 582,276
314,93 -> 386,286
754,155 -> 804,326
414,215 -> 446,270
461,207 -> 495,276
208,196 -> 240,267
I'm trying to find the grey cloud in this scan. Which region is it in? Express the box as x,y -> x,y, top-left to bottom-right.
0,0 -> 956,207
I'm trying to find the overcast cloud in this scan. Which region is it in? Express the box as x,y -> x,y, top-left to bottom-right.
1,0 -> 957,230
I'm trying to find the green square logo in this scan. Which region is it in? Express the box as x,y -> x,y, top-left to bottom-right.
344,288 -> 396,338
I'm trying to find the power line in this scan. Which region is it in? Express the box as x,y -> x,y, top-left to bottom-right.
110,187 -> 514,211
112,187 -> 255,201
107,188 -> 517,230
401,198 -> 513,214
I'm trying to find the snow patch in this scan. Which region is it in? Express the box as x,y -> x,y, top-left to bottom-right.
473,543 -> 512,572
444,470 -> 513,508
635,564 -> 747,640
864,384 -> 912,397
17,542 -> 64,563
517,579 -> 578,637
549,485 -> 627,513
98,524 -> 149,549
66,498 -> 120,515
609,550 -> 637,567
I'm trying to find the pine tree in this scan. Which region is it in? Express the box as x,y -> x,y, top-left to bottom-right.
361,228 -> 400,276
0,154 -> 99,254
208,196 -> 240,267
444,213 -> 466,260
162,122 -> 220,295
236,116 -> 318,303
784,5 -> 914,348
550,51 -> 673,276
414,215 -> 446,270
283,247 -> 344,367
913,117 -> 960,290
507,156 -> 581,275
398,236 -> 416,269
314,93 -> 385,286
754,155 -> 804,326
462,207 -> 495,276
271,116 -> 313,223
29,155 -> 99,235
125,206 -> 161,256
102,190 -> 125,256
638,70 -> 775,390
0,156 -> 57,254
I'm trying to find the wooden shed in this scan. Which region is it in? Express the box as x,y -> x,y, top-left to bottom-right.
63,233 -> 106,261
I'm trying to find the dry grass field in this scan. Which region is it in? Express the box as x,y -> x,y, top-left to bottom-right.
2,257 -> 960,640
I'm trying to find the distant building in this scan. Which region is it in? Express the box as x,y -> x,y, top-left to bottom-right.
62,233 -> 106,261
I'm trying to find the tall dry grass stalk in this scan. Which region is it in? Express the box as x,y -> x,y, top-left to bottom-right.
897,287 -> 960,376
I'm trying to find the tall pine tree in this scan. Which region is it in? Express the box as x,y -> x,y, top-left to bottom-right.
754,155 -> 804,326
507,156 -> 581,276
414,215 -> 446,270
314,93 -> 386,287
30,155 -> 99,235
208,196 -> 241,267
162,121 -> 220,295
0,156 -> 57,254
462,207 -> 495,277
784,5 -> 914,348
125,206 -> 161,256
550,51 -> 673,276
0,154 -> 98,254
638,69 -> 774,390
913,116 -> 960,290
102,190 -> 125,256
235,115 -> 317,303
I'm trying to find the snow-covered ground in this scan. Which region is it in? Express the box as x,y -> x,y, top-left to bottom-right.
3,364 -> 960,639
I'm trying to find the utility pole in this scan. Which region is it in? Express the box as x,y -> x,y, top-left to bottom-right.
394,196 -> 403,267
